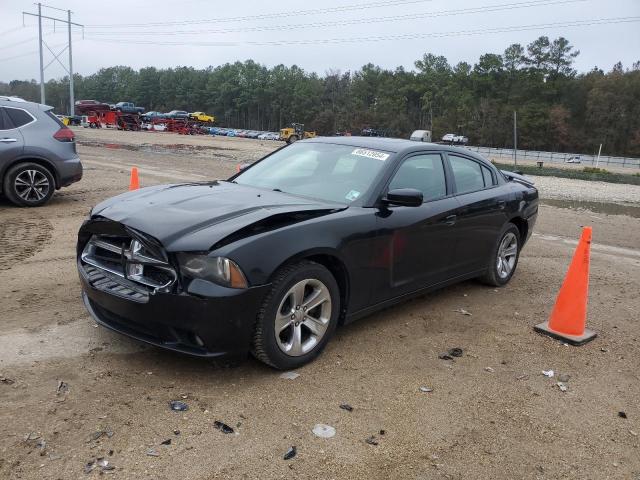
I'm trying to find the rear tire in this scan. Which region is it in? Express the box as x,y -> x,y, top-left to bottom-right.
3,162 -> 55,207
287,135 -> 299,144
251,261 -> 340,369
480,223 -> 521,287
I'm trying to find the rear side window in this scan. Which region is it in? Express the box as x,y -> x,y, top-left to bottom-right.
0,108 -> 8,130
481,165 -> 495,187
449,155 -> 485,194
4,107 -> 34,128
45,110 -> 65,128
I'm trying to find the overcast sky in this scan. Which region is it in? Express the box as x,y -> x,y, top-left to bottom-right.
1,0 -> 639,82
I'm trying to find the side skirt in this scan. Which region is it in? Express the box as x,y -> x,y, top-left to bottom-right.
343,269 -> 487,325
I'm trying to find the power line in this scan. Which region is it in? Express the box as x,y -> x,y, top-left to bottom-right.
85,16 -> 640,48
0,26 -> 26,36
85,0 -> 586,37
5,37 -> 38,49
0,43 -> 67,63
84,0 -> 435,28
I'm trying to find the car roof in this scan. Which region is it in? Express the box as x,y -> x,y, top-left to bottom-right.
300,136 -> 488,162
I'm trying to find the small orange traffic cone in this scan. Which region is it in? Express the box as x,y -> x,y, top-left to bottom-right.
129,167 -> 139,191
534,226 -> 596,345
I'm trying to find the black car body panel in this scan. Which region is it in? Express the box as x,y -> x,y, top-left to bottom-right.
78,137 -> 538,358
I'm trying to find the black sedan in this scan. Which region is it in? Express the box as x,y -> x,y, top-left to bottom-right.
77,137 -> 538,369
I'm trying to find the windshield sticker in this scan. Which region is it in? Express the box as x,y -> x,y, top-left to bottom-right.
351,148 -> 390,161
345,190 -> 361,201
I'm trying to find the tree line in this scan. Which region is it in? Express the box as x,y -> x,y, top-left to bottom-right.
2,36 -> 639,156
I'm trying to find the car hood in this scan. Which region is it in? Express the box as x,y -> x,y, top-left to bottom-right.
91,181 -> 345,252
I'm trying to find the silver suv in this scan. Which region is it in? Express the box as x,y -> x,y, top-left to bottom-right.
0,96 -> 82,207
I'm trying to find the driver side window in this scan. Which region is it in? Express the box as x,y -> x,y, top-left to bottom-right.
389,153 -> 446,202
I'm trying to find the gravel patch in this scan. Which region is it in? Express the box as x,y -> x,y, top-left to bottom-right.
530,175 -> 640,204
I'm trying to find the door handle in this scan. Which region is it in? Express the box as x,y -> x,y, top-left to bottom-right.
0,138 -> 18,143
443,214 -> 457,226
497,200 -> 506,210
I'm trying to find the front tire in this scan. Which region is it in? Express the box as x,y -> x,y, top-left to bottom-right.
480,223 -> 521,287
3,162 -> 55,207
252,261 -> 340,369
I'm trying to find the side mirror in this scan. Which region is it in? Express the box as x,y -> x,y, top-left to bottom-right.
384,188 -> 423,207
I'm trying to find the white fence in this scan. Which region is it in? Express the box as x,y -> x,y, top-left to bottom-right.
466,146 -> 640,169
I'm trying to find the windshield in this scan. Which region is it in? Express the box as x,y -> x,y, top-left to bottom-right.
233,142 -> 391,204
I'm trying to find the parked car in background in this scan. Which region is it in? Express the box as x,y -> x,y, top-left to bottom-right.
114,102 -> 145,114
565,155 -> 581,164
77,137 -> 537,369
189,112 -> 215,123
453,135 -> 469,145
442,133 -> 455,142
74,99 -> 110,115
1,96 -> 82,207
361,127 -> 386,137
165,110 -> 189,119
410,130 -> 432,142
140,111 -> 165,121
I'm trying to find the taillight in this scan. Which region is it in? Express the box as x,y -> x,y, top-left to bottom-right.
53,127 -> 75,142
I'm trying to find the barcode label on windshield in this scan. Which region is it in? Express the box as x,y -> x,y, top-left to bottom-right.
351,148 -> 390,161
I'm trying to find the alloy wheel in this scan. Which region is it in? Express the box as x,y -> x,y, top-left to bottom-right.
496,232 -> 518,279
275,278 -> 332,356
14,169 -> 50,202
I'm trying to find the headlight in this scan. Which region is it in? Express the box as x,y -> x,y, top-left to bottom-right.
177,254 -> 248,289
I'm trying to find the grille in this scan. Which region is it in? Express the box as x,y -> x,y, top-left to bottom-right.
80,233 -> 177,297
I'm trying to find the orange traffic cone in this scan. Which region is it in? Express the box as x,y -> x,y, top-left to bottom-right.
129,167 -> 140,191
534,226 -> 597,345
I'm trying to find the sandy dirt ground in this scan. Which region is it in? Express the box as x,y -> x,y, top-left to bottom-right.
1,128 -> 639,480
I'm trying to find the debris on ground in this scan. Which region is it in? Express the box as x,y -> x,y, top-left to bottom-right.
558,373 -> 570,383
419,386 -> 433,393
557,382 -> 568,392
146,448 -> 160,457
339,403 -> 353,412
84,457 -> 114,473
160,439 -> 171,445
516,374 -> 529,380
365,435 -> 379,446
379,430 -> 386,435
24,432 -> 40,441
312,424 -> 336,438
439,347 -> 463,360
484,367 -> 495,373
279,371 -> 300,380
173,430 -> 181,435
618,411 -> 627,419
56,380 -> 69,395
213,421 -> 234,434
0,374 -> 15,385
86,428 -> 114,443
283,446 -> 297,460
542,370 -> 554,378
36,439 -> 47,455
169,400 -> 188,412
453,308 -> 472,316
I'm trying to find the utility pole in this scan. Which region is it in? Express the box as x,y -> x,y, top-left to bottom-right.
37,3 -> 45,104
23,4 -> 83,114
67,9 -> 74,113
596,143 -> 602,168
513,111 -> 518,167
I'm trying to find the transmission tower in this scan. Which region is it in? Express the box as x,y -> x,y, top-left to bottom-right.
22,3 -> 84,115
